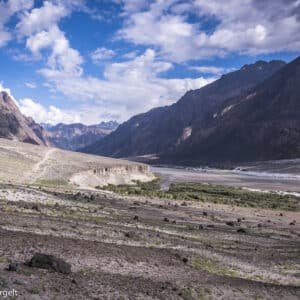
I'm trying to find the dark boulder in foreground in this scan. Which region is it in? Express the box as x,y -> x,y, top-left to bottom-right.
27,253 -> 71,274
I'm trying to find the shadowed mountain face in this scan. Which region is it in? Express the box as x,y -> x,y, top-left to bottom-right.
82,60 -> 287,163
167,57 -> 300,165
0,91 -> 49,146
44,121 -> 119,151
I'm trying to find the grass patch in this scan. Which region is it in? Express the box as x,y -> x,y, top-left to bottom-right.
28,287 -> 39,295
190,256 -> 238,277
99,180 -> 300,211
35,179 -> 69,188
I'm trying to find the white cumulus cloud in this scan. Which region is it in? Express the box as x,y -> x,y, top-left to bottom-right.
91,47 -> 116,63
39,49 -> 216,121
17,98 -> 81,125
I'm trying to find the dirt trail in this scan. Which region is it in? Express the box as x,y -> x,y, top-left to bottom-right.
28,148 -> 57,184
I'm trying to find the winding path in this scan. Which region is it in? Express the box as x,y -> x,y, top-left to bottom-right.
29,148 -> 57,184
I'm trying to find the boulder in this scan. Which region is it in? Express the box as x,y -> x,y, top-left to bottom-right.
27,253 -> 71,274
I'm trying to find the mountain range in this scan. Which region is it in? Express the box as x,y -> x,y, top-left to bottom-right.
43,121 -> 119,151
0,91 -> 49,146
82,58 -> 300,165
1,57 -> 299,166
0,90 -> 118,151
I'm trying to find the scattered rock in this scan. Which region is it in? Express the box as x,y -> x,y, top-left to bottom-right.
289,221 -> 296,226
198,224 -> 204,230
207,224 -> 215,228
258,223 -> 262,228
279,213 -> 283,216
203,211 -> 208,216
31,204 -> 41,212
26,253 -> 71,274
124,231 -> 135,238
163,217 -> 169,222
172,220 -> 177,224
237,218 -> 242,223
133,215 -> 139,221
226,221 -> 234,227
182,257 -> 188,264
6,263 -> 19,272
129,206 -> 137,210
181,202 -> 188,207
237,228 -> 247,234
133,201 -> 140,206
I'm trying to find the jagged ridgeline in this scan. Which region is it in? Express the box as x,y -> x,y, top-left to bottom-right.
81,58 -> 300,164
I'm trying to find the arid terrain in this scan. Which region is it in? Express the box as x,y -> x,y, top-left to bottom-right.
0,183 -> 299,299
0,139 -> 299,299
0,138 -> 154,189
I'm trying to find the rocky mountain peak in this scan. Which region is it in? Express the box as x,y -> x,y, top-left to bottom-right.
0,91 -> 49,146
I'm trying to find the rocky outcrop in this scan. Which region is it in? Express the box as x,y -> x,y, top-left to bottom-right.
70,164 -> 155,188
0,91 -> 49,146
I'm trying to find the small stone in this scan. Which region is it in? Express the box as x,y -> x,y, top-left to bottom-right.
6,263 -> 19,272
163,217 -> 169,222
124,231 -> 135,238
203,211 -> 208,216
226,221 -> 234,226
133,215 -> 139,221
237,228 -> 247,234
182,257 -> 188,264
31,204 -> 41,212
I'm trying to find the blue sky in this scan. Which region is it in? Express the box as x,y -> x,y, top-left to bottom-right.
0,0 -> 299,124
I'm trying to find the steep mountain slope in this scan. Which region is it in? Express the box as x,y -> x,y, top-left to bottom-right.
0,91 -> 49,146
83,60 -> 286,158
44,121 -> 119,151
167,56 -> 300,165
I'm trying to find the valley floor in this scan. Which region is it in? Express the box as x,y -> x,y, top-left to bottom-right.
0,183 -> 299,299
152,165 -> 300,193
